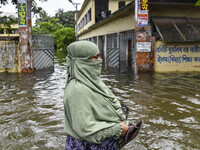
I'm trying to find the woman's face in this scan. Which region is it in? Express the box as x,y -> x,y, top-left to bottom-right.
88,53 -> 101,60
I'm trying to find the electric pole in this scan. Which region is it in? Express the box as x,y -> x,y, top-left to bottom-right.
69,1 -> 80,41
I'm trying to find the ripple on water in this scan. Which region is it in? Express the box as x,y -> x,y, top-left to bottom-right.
187,97 -> 200,105
1,59 -> 200,149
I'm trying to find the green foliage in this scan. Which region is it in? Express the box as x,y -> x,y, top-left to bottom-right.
33,9 -> 76,51
35,18 -> 63,34
55,9 -> 75,28
1,0 -> 76,52
33,14 -> 76,51
55,47 -> 68,64
35,10 -> 51,24
196,0 -> 200,6
0,0 -> 47,31
31,0 -> 47,15
0,0 -> 17,5
54,27 -> 75,51
0,0 -> 47,14
32,25 -> 41,34
0,15 -> 17,32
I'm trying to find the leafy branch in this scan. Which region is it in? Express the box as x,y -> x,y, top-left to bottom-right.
196,0 -> 200,6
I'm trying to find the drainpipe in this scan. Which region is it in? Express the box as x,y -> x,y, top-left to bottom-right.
18,0 -> 34,73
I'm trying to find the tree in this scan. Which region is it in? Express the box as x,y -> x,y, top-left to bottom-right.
0,0 -> 47,30
0,0 -> 17,5
32,15 -> 76,50
0,14 -> 17,32
55,9 -> 76,28
196,0 -> 200,6
1,1 -> 76,51
35,10 -> 51,25
33,18 -> 63,34
32,9 -> 76,50
54,27 -> 75,51
0,0 -> 47,14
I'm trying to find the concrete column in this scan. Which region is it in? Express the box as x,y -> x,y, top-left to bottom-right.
104,35 -> 107,69
117,32 -> 120,49
97,36 -> 99,47
18,0 -> 34,73
119,33 -> 128,72
135,0 -> 154,73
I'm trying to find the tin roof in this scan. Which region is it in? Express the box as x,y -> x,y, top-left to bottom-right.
152,17 -> 200,42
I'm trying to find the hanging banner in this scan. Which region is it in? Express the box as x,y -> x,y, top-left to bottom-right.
17,0 -> 27,27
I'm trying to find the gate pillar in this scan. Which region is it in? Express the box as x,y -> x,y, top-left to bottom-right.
135,0 -> 154,73
18,0 -> 34,73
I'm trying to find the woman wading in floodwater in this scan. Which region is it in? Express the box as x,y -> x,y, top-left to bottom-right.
63,41 -> 142,150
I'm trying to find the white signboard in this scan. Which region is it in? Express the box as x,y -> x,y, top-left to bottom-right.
137,42 -> 151,52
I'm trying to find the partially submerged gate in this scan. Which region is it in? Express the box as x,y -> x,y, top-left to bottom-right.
119,30 -> 135,70
32,34 -> 54,70
107,34 -> 119,68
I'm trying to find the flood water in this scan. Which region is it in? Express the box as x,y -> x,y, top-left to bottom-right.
0,52 -> 200,150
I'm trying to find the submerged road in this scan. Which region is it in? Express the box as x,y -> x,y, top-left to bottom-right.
0,53 -> 200,150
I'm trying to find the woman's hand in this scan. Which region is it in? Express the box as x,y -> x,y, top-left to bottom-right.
120,122 -> 129,136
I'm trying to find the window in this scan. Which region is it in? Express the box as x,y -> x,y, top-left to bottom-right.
87,9 -> 91,22
119,1 -> 125,9
0,28 -> 4,34
84,15 -> 87,25
78,8 -> 92,30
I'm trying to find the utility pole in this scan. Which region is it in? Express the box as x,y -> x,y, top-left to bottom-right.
17,0 -> 34,73
69,0 -> 80,41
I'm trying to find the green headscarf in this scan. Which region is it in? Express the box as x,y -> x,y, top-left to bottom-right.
63,41 -> 125,143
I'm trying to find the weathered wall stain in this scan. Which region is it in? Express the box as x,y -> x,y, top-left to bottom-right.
0,41 -> 20,73
19,28 -> 34,73
135,26 -> 155,73
155,41 -> 200,72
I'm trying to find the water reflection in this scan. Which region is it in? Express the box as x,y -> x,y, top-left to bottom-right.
102,71 -> 200,150
0,54 -> 200,150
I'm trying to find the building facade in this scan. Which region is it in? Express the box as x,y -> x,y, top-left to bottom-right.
76,0 -> 200,72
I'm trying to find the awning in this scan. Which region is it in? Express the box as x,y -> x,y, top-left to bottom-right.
152,17 -> 200,42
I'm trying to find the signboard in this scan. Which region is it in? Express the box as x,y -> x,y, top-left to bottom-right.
137,0 -> 148,27
155,41 -> 200,72
140,0 -> 149,10
138,11 -> 148,27
136,42 -> 151,52
17,0 -> 27,27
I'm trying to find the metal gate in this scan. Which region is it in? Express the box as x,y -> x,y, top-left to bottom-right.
32,34 -> 54,70
107,34 -> 119,68
120,30 -> 135,69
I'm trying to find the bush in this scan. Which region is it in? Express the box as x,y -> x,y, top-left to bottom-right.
54,27 -> 75,51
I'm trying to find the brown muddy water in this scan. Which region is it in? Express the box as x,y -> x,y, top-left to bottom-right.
0,54 -> 200,150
